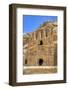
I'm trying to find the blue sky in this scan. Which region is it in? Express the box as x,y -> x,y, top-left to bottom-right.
23,15 -> 57,33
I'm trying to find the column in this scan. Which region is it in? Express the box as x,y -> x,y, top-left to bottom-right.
43,29 -> 46,39
34,32 -> 36,40
39,31 -> 41,40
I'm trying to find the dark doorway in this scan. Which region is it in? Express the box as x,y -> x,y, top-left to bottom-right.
54,45 -> 57,66
25,59 -> 27,64
39,40 -> 43,45
39,59 -> 43,65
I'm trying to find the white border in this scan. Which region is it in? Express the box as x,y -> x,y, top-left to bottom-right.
16,8 -> 64,82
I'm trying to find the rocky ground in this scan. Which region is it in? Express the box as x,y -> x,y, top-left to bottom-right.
23,66 -> 57,75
